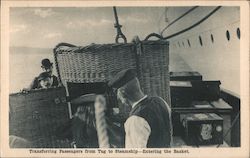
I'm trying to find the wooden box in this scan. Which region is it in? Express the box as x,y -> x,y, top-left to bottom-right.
170,81 -> 193,107
170,71 -> 202,81
180,113 -> 223,146
192,81 -> 221,101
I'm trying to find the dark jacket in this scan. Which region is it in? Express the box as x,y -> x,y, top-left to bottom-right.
129,96 -> 172,148
71,117 -> 99,148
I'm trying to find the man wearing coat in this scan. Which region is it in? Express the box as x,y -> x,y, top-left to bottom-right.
106,69 -> 172,148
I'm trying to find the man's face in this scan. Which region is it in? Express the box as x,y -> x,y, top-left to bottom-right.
39,77 -> 53,88
117,89 -> 130,106
43,66 -> 53,75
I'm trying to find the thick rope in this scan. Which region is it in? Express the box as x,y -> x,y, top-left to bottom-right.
94,95 -> 110,148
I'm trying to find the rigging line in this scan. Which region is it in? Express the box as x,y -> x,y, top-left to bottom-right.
158,8 -> 167,34
216,112 -> 240,148
163,6 -> 222,40
160,6 -> 199,36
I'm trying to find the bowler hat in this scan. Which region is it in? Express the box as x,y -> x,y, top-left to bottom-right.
41,58 -> 53,68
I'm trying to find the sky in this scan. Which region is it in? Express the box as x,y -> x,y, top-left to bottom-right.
9,7 -> 196,48
9,7 -> 169,48
9,6 -> 238,48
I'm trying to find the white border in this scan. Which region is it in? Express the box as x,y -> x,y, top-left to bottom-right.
1,1 -> 249,158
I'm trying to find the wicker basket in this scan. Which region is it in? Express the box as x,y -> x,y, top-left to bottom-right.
9,87 -> 71,148
54,40 -> 170,105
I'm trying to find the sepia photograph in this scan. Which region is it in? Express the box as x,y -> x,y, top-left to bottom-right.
1,1 -> 249,158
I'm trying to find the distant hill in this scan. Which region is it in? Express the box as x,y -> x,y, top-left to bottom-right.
10,46 -> 53,54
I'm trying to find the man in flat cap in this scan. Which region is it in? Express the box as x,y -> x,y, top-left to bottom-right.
106,69 -> 172,148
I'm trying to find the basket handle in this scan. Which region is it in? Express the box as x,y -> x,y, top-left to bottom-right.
54,42 -> 77,49
144,33 -> 163,41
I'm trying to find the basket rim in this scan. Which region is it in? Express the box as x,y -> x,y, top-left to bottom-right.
54,40 -> 169,53
9,86 -> 65,96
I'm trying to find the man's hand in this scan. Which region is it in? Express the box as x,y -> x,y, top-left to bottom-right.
21,88 -> 30,93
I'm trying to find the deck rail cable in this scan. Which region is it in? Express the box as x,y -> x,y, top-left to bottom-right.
162,6 -> 222,40
160,6 -> 199,36
216,111 -> 240,148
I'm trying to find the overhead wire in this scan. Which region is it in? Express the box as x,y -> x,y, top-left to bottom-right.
157,7 -> 167,34
160,6 -> 199,36
162,6 -> 222,40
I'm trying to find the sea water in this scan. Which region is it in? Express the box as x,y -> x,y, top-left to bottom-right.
10,50 -> 54,93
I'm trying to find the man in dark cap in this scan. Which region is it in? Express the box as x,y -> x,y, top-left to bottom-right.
24,58 -> 59,90
56,94 -> 98,148
70,94 -> 98,148
105,69 -> 172,148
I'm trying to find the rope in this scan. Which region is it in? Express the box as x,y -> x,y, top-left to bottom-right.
144,33 -> 163,41
113,6 -> 127,43
160,6 -> 199,36
163,6 -> 222,40
95,95 -> 110,148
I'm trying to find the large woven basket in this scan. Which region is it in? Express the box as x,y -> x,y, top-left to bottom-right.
54,40 -> 170,106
